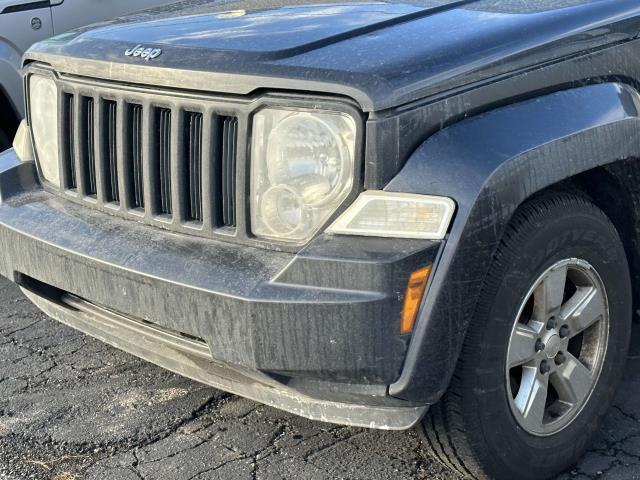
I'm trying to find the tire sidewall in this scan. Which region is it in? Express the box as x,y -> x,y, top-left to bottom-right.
469,204 -> 631,478
0,128 -> 10,152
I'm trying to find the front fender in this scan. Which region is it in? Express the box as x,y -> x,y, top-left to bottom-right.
386,82 -> 640,402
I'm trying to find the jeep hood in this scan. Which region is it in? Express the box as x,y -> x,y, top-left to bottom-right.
25,0 -> 640,111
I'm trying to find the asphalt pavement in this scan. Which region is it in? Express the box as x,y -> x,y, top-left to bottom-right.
0,275 -> 638,480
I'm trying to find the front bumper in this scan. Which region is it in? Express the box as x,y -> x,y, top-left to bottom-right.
0,150 -> 440,429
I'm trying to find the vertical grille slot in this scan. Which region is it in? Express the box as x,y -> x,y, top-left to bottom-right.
153,108 -> 172,215
220,116 -> 238,227
126,104 -> 144,209
82,97 -> 97,196
103,100 -> 119,203
62,94 -> 76,189
185,112 -> 203,222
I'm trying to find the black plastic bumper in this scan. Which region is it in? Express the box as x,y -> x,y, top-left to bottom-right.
0,150 -> 441,426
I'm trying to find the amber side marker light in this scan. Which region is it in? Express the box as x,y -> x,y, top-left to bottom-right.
401,265 -> 432,334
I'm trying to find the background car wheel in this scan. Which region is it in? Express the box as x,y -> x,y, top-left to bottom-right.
418,193 -> 632,480
0,128 -> 10,152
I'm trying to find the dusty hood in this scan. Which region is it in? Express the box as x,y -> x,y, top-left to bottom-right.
71,2 -> 431,59
25,0 -> 640,111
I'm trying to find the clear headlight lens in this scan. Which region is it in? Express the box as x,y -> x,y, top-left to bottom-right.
29,75 -> 59,186
327,191 -> 456,240
251,108 -> 356,243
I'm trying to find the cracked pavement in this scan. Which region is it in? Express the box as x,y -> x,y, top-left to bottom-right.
0,276 -> 638,480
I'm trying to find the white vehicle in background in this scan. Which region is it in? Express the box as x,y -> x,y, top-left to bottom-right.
0,0 -> 174,150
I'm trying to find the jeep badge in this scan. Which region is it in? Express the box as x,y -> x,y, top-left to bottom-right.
124,45 -> 162,61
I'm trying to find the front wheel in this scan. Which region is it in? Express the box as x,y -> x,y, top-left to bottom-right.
420,194 -> 632,480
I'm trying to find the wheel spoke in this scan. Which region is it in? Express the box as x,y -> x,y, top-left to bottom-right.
508,324 -> 538,368
560,286 -> 606,337
551,353 -> 593,405
533,265 -> 567,318
514,366 -> 549,431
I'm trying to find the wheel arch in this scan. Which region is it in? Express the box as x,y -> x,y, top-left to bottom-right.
385,82 -> 640,402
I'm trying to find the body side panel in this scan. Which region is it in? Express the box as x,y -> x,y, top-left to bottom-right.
0,42 -> 22,116
0,4 -> 53,117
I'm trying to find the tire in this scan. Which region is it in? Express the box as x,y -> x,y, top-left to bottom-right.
0,128 -> 10,152
418,194 -> 632,480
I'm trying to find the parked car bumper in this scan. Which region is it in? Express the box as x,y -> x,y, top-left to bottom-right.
0,150 -> 441,429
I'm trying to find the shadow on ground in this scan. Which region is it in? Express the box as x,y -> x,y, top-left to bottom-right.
0,276 -> 638,479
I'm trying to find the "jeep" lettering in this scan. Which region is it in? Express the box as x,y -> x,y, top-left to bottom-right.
124,45 -> 162,61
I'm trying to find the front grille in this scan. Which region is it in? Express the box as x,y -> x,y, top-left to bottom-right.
57,81 -> 241,237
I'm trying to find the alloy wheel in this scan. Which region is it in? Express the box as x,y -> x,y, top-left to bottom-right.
506,258 -> 609,436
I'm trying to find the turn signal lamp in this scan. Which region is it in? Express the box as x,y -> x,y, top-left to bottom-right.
401,265 -> 432,334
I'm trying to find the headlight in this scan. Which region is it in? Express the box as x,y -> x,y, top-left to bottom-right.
29,75 -> 59,186
251,108 -> 357,243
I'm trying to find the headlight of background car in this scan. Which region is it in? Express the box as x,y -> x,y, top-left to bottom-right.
29,75 -> 59,187
251,108 -> 357,243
